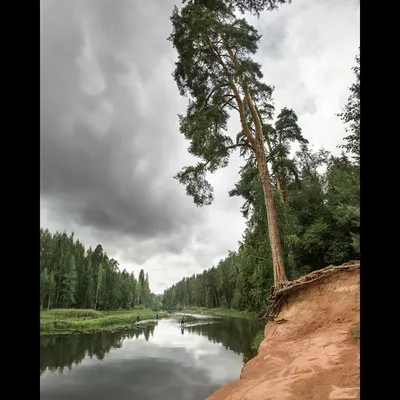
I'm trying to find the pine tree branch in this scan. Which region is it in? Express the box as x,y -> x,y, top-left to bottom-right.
202,142 -> 254,169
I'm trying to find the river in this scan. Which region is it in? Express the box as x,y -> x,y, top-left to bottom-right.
40,314 -> 263,400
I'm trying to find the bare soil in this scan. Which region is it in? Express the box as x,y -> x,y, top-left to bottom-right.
207,264 -> 360,400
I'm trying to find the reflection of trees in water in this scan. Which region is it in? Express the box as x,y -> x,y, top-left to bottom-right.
40,319 -> 262,375
40,323 -> 156,375
144,324 -> 151,341
185,318 -> 263,363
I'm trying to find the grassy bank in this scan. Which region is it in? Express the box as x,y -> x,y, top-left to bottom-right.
178,307 -> 258,319
40,309 -> 168,335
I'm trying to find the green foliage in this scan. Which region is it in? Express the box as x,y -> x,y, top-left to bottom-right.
265,107 -> 308,199
337,50 -> 360,164
163,142 -> 359,315
40,228 -> 159,312
229,163 -> 258,217
40,309 -> 168,335
182,0 -> 291,16
42,309 -> 102,319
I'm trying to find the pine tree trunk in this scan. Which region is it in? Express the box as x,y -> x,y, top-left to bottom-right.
264,133 -> 285,203
256,150 -> 288,286
241,89 -> 288,287
280,179 -> 288,203
275,175 -> 285,202
218,42 -> 288,287
95,269 -> 102,310
214,38 -> 287,286
214,290 -> 219,307
47,288 -> 51,310
94,291 -> 98,310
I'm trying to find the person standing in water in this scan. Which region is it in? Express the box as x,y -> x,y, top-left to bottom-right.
181,316 -> 185,326
136,313 -> 139,323
156,313 -> 158,321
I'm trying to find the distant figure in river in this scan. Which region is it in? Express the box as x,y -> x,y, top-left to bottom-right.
181,316 -> 185,326
136,313 -> 139,323
156,313 -> 159,320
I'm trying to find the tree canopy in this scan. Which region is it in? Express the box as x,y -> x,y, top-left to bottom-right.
169,2 -> 274,207
337,49 -> 360,164
182,0 -> 291,16
169,1 -> 293,286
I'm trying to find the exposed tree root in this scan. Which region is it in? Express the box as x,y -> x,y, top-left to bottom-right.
264,260 -> 360,320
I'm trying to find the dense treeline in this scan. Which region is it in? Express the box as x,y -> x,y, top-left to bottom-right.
40,229 -> 162,310
162,50 -> 360,315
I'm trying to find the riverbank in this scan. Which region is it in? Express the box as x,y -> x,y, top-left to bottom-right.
207,262 -> 360,400
178,307 -> 258,319
40,309 -> 168,335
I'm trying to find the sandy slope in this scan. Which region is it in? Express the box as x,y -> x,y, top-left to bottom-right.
207,266 -> 360,400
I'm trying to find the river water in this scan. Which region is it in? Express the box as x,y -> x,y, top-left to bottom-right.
40,314 -> 263,400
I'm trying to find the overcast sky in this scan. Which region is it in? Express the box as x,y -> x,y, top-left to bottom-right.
40,0 -> 360,294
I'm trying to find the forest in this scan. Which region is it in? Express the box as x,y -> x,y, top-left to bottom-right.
40,228 -> 161,311
162,0 -> 360,315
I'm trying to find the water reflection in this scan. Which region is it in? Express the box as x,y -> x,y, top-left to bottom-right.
40,323 -> 156,375
185,317 -> 262,363
40,316 -> 264,400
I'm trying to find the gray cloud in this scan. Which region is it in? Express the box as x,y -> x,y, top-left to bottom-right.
41,0 -> 359,293
40,0 -> 203,240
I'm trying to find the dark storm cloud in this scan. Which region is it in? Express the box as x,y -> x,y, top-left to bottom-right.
40,0 -> 202,239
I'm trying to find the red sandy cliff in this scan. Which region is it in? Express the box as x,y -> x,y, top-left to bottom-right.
207,263 -> 360,400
